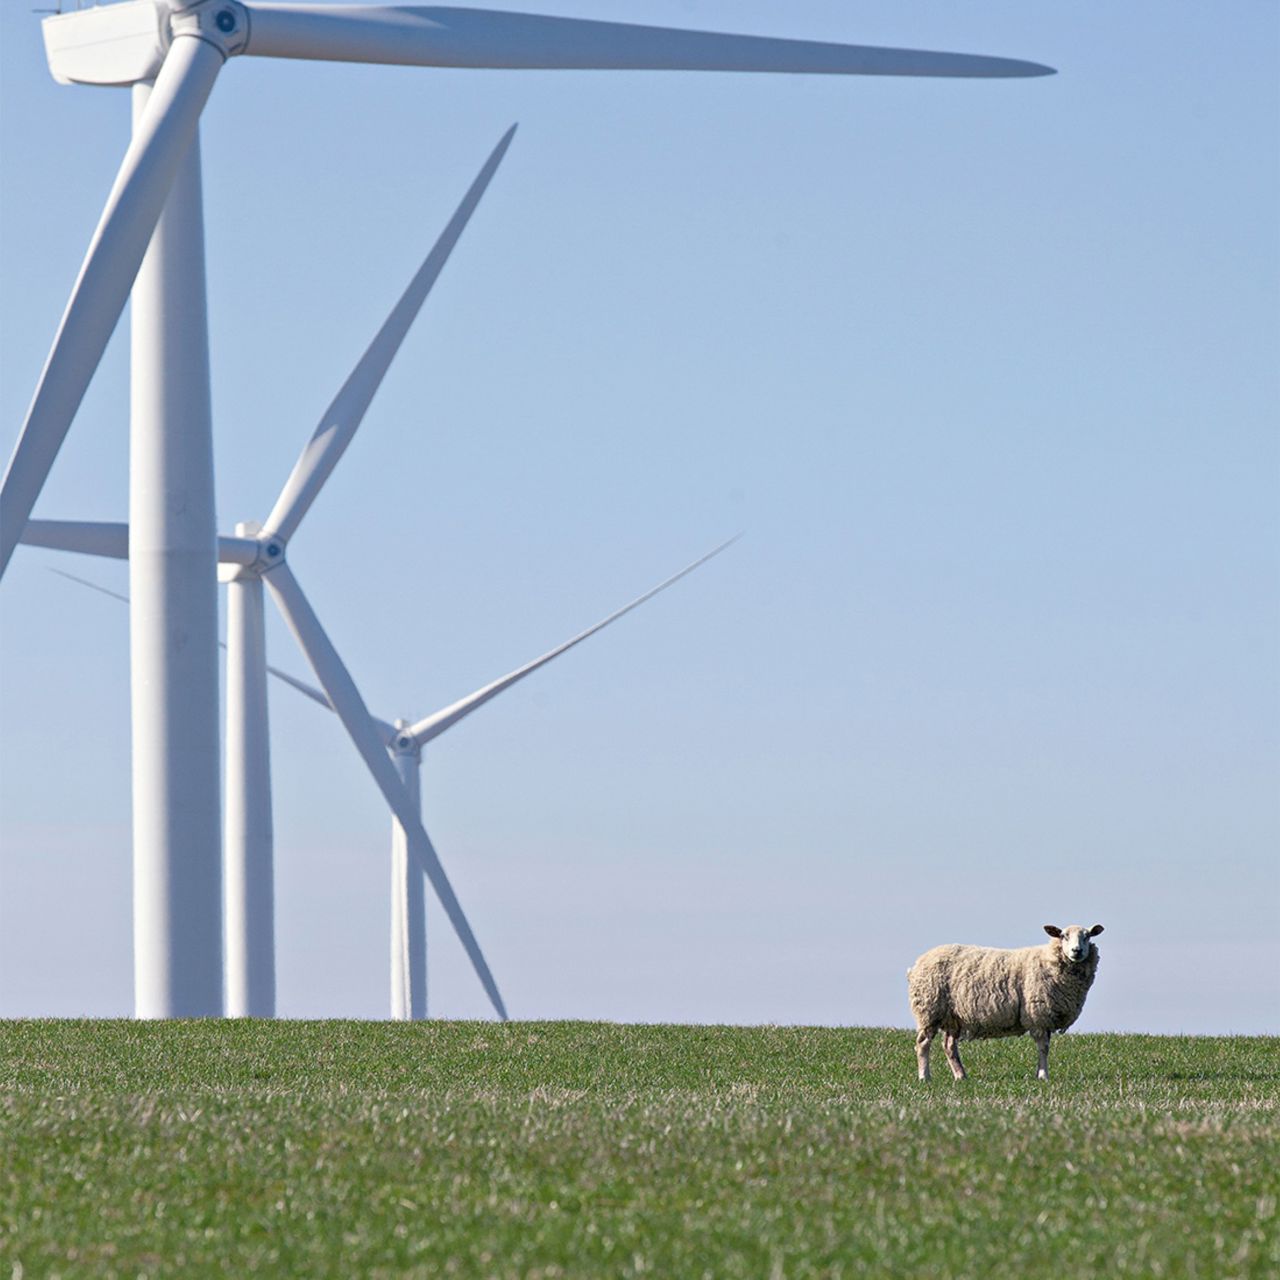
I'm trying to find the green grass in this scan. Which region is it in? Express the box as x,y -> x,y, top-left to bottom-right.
1,1022 -> 1276,1278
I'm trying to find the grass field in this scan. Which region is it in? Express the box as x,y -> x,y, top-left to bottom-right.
1,1022 -> 1276,1278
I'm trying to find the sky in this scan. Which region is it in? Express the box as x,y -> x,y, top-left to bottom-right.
1,1 -> 1276,1034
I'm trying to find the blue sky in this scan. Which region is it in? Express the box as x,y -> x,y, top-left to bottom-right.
1,1 -> 1276,1032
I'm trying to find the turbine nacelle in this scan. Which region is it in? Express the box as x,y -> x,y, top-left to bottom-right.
217,522 -> 287,584
44,1 -> 249,88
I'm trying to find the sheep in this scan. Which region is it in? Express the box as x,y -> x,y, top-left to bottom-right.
907,924 -> 1104,1081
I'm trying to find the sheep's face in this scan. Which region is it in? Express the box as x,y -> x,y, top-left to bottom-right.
1044,923 -> 1104,963
1061,926 -> 1093,962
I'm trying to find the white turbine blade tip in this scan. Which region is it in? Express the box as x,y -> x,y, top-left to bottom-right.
48,565 -> 131,606
408,532 -> 739,744
241,6 -> 1053,79
261,123 -> 518,543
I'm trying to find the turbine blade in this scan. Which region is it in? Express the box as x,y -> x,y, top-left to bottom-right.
22,521 -> 258,567
408,534 -> 739,745
48,566 -> 131,605
261,662 -> 396,739
264,563 -> 507,1019
262,124 -> 517,544
22,519 -> 129,559
263,662 -> 333,713
0,37 -> 223,578
241,6 -> 1054,78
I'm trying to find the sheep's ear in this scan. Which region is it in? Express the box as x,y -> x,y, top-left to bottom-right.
1089,924 -> 1105,936
1043,925 -> 1062,938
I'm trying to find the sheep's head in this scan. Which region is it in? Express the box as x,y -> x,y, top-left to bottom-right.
1044,923 -> 1103,963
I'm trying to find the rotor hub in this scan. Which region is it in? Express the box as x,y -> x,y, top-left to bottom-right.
169,1 -> 250,60
249,534 -> 287,581
220,521 -> 285,583
390,720 -> 420,759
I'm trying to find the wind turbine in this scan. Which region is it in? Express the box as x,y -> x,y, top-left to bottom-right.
220,124 -> 515,1019
49,536 -> 735,1019
1,1 -> 1053,1017
23,125 -> 517,1018
375,537 -> 737,1020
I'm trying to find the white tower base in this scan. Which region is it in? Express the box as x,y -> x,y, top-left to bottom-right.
128,73 -> 223,1019
224,521 -> 275,1017
390,746 -> 426,1020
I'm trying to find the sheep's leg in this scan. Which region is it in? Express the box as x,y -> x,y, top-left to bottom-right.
1032,1031 -> 1051,1081
943,1032 -> 968,1081
915,1027 -> 937,1081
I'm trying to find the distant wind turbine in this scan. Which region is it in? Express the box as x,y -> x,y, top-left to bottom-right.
376,537 -> 737,1020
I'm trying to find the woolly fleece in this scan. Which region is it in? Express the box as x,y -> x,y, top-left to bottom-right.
907,934 -> 1100,1041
